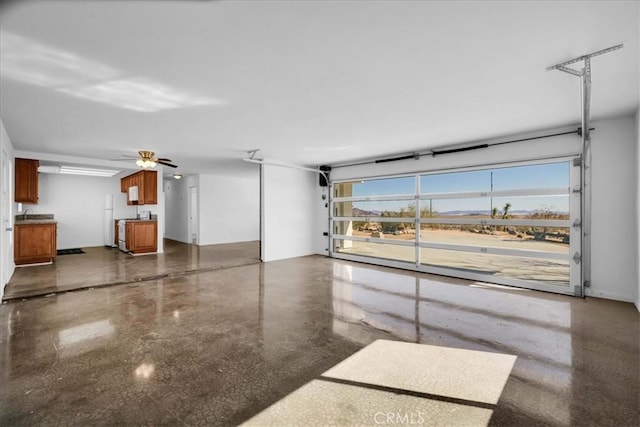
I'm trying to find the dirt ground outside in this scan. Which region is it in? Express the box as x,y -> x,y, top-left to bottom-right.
352,229 -> 569,253
338,229 -> 570,285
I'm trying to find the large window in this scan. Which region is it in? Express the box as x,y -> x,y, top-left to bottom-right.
331,160 -> 581,295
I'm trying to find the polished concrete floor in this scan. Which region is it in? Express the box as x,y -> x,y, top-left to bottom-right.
3,239 -> 261,300
0,255 -> 638,426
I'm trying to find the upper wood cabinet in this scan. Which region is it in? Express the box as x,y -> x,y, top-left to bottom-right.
120,170 -> 157,205
142,170 -> 157,204
15,158 -> 39,204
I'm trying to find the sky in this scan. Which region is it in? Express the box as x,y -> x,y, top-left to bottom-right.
342,161 -> 571,213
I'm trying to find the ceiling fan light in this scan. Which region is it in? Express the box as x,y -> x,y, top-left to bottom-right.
136,158 -> 157,168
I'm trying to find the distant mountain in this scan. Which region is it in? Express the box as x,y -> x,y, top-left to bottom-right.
349,207 -> 568,217
438,210 -> 490,216
439,209 -> 568,216
352,207 -> 382,217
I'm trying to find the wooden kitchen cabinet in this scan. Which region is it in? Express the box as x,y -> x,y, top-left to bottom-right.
15,158 -> 39,204
120,170 -> 157,205
14,223 -> 57,265
142,170 -> 157,204
125,221 -> 157,254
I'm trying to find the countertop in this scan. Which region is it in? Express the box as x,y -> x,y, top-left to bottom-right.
14,214 -> 56,225
15,219 -> 57,225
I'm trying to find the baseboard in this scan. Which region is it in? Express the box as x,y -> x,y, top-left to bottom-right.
585,288 -> 635,303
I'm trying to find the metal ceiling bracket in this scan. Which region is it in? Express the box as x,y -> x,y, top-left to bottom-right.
247,149 -> 260,160
554,65 -> 583,77
547,44 -> 623,298
546,44 -> 624,71
242,152 -> 330,183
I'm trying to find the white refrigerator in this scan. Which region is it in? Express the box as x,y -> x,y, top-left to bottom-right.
104,194 -> 115,247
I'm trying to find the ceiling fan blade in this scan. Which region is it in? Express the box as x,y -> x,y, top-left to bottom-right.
155,158 -> 172,162
120,154 -> 139,158
157,160 -> 178,168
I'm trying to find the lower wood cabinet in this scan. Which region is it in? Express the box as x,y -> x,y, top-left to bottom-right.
126,221 -> 157,254
14,223 -> 57,265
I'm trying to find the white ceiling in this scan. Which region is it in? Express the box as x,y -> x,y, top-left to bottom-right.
1,0 -> 638,176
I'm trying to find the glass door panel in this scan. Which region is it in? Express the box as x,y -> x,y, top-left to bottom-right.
333,239 -> 415,264
331,158 -> 580,295
335,176 -> 415,198
419,224 -> 571,254
334,200 -> 417,218
419,247 -> 570,286
334,221 -> 417,239
490,162 -> 569,191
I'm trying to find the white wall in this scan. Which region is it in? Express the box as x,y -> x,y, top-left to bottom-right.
198,172 -> 260,245
22,173 -> 118,250
262,163 -> 317,262
329,116 -> 639,303
0,118 -> 15,299
635,108 -> 640,311
590,116 -> 637,302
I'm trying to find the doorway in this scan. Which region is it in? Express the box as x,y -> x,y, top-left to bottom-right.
188,186 -> 198,244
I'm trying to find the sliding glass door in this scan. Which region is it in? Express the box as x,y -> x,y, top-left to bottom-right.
331,159 -> 582,295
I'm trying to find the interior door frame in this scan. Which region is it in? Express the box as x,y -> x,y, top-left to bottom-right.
1,147 -> 14,289
187,186 -> 198,245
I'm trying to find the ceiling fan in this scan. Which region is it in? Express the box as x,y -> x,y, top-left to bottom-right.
114,150 -> 178,168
